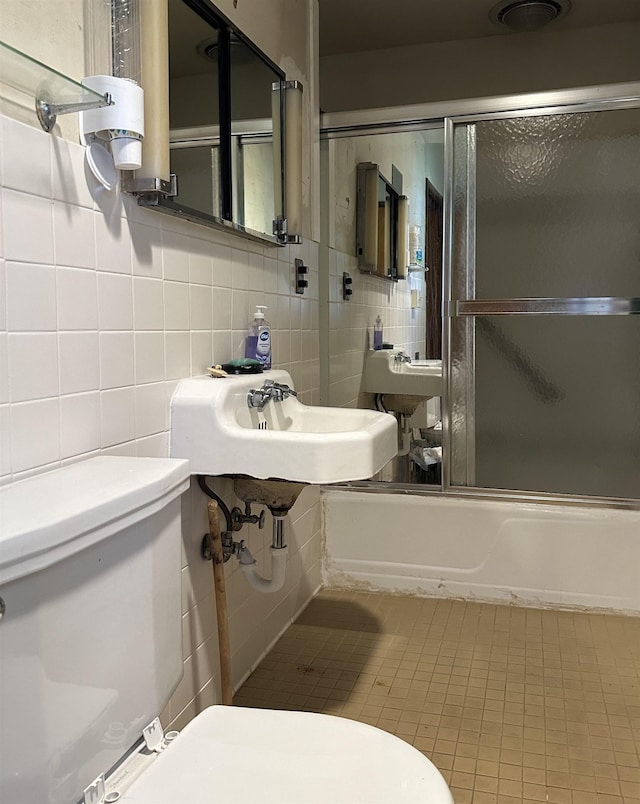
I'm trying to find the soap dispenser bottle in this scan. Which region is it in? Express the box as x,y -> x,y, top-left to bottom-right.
373,315 -> 383,350
246,305 -> 272,369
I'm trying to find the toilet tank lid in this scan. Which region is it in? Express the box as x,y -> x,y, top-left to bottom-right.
0,457 -> 190,584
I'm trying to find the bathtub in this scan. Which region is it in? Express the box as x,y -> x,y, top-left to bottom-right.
322,490 -> 640,614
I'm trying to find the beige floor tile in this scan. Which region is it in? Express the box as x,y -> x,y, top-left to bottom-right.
236,591 -> 640,804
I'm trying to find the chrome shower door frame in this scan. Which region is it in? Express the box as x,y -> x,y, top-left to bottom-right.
442,90 -> 640,505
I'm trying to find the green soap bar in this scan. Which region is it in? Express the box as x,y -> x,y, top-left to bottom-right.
225,358 -> 261,367
221,358 -> 263,375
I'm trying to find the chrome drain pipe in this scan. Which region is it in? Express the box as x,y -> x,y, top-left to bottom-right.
238,515 -> 288,593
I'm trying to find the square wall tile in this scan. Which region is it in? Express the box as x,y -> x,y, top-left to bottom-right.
135,382 -> 167,439
133,276 -> 164,330
191,331 -> 213,375
231,249 -> 249,290
3,190 -> 54,264
6,262 -> 57,331
99,331 -> 135,389
60,392 -> 101,459
131,221 -> 162,278
212,287 -> 232,331
190,285 -> 213,331
0,404 -> 11,477
162,229 -> 190,282
100,386 -> 136,447
97,272 -> 133,330
8,332 -> 58,401
51,137 -> 95,209
135,332 -> 165,384
0,334 -> 7,404
59,332 -> 100,395
0,259 -> 6,330
212,331 -> 232,365
263,256 -> 278,293
164,281 -> 190,331
54,202 -> 96,269
231,290 -> 250,331
1,116 -> 51,197
10,398 -> 60,473
56,266 -> 98,330
211,244 -> 232,288
165,332 -> 190,380
189,242 -> 213,285
248,252 -> 264,291
95,212 -> 131,273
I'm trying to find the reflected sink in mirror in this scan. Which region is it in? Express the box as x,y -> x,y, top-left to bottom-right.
170,370 -> 398,484
363,350 -> 443,398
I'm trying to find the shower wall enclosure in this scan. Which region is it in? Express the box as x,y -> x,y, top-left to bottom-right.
321,84 -> 640,612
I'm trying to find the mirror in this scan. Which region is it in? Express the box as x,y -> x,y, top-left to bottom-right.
356,162 -> 405,279
162,0 -> 284,242
322,125 -> 445,485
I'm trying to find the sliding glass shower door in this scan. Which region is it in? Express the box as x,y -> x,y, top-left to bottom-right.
447,105 -> 640,500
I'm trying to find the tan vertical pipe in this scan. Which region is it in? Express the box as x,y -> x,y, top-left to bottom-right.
137,0 -> 170,181
207,501 -> 233,706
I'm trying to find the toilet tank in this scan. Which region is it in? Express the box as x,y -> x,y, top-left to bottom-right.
0,457 -> 190,804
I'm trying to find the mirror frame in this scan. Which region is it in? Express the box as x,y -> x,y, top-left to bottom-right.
356,162 -> 406,280
159,0 -> 286,246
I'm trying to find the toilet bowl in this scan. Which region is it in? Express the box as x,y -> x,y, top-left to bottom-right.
0,457 -> 453,803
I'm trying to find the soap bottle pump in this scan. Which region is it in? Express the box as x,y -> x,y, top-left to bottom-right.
373,315 -> 383,350
246,305 -> 272,369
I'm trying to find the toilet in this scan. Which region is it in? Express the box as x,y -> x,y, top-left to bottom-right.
0,456 -> 453,804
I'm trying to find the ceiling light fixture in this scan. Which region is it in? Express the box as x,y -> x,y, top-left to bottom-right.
489,0 -> 571,32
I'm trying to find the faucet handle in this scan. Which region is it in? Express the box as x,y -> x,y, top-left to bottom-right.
264,380 -> 297,398
247,388 -> 267,410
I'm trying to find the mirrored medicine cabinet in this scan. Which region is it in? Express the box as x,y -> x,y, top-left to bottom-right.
356,162 -> 408,281
159,0 -> 293,245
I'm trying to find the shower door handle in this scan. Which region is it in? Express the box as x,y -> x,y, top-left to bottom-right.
451,297 -> 640,316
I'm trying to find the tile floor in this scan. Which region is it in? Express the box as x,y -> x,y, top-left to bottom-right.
235,589 -> 640,804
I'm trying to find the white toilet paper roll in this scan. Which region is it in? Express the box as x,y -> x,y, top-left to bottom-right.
80,75 -> 145,140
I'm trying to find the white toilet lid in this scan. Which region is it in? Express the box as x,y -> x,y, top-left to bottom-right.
120,706 -> 453,803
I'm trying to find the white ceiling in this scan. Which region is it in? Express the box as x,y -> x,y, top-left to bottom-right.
318,0 -> 640,57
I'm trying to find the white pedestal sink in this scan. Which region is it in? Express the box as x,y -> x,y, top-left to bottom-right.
170,370 -> 397,484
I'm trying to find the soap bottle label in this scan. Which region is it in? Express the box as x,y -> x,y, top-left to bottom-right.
256,328 -> 271,368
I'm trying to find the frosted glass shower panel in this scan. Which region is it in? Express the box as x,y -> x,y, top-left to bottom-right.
475,109 -> 640,299
472,315 -> 640,498
449,106 -> 640,499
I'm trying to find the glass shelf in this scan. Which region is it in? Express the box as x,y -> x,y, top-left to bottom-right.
358,266 -> 399,283
0,40 -> 111,131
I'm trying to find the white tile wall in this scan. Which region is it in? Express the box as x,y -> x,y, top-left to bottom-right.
56,266 -> 98,329
0,113 -> 322,728
59,332 -> 100,394
6,262 -> 57,330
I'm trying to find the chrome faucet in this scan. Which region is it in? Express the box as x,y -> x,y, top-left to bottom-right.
247,380 -> 297,411
394,351 -> 412,364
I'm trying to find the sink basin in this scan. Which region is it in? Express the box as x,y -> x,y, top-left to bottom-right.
362,351 -> 443,398
170,370 -> 397,484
